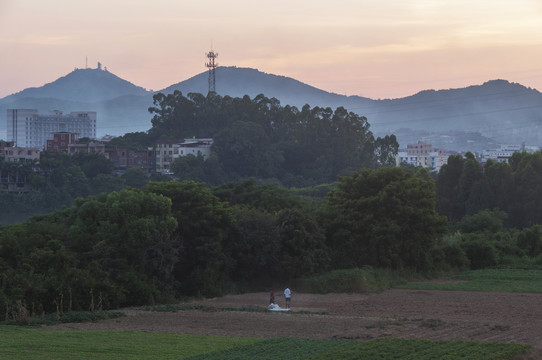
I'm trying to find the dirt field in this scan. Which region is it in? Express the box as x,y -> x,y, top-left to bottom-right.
53,289 -> 542,350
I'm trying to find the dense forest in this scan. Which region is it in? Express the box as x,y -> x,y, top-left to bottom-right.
146,91 -> 399,186
2,91 -> 542,318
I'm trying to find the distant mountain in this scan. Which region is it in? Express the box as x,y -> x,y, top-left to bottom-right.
1,66 -> 542,152
163,71 -> 542,150
0,68 -> 154,137
3,68 -> 151,103
366,80 -> 542,150
161,66 -> 374,111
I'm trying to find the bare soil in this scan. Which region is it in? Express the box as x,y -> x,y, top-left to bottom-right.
52,289 -> 542,350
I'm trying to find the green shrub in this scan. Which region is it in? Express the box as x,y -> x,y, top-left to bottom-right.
517,225 -> 542,257
461,235 -> 497,269
442,242 -> 470,270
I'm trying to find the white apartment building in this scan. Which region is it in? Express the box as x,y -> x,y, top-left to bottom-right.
156,138 -> 213,173
396,140 -> 449,172
481,144 -> 535,163
7,109 -> 96,148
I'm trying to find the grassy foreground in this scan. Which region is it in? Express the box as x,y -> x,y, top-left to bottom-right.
0,326 -> 530,360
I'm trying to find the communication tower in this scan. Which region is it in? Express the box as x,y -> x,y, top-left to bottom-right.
205,49 -> 218,94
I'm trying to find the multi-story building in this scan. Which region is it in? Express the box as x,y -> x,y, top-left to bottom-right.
104,147 -> 156,173
3,147 -> 40,163
68,141 -> 106,156
46,132 -> 79,152
481,143 -> 537,163
0,141 -> 15,157
7,109 -> 96,149
0,141 -> 38,192
155,138 -> 213,173
396,140 -> 449,172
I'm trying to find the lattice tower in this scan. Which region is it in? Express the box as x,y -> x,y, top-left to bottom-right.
205,50 -> 218,94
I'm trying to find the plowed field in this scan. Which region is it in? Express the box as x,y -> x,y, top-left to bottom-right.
53,289 -> 542,350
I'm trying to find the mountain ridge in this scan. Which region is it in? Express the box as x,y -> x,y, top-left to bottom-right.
1,67 -> 541,152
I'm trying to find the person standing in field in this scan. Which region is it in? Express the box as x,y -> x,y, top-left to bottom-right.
284,287 -> 291,308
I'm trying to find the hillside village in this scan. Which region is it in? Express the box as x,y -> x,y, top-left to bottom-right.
1,106 -> 537,192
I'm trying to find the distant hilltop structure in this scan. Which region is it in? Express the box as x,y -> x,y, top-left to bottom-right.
74,60 -> 108,72
7,109 -> 97,148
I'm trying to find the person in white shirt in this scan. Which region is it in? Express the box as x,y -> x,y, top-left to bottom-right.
284,287 -> 291,308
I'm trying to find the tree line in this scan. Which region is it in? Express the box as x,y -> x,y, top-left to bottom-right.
146,91 -> 399,186
0,168 -> 447,317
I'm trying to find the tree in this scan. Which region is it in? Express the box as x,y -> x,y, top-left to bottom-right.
227,206 -> 281,287
510,152 -> 542,227
212,178 -> 307,213
458,152 -> 488,216
213,120 -> 275,178
143,181 -> 234,296
91,174 -> 125,195
324,167 -> 447,270
66,190 -> 179,307
72,152 -> 113,179
148,91 -> 197,140
121,168 -> 149,188
146,91 -> 381,187
374,135 -> 399,167
436,154 -> 465,221
458,209 -> 507,234
517,225 -> 542,257
0,189 -> 179,312
484,160 -> 514,217
276,208 -> 330,279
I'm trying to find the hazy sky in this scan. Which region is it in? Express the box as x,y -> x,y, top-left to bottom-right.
2,0 -> 542,99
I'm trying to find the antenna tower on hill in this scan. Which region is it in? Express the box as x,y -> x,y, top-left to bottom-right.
205,47 -> 218,94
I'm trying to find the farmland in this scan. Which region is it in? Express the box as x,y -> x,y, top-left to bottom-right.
5,269 -> 542,359
0,327 -> 531,359
46,288 -> 542,358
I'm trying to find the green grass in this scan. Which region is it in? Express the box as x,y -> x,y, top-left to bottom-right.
0,326 -> 530,360
0,326 -> 258,360
398,268 -> 542,292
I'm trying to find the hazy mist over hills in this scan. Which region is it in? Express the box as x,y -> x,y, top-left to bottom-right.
1,66 -> 541,152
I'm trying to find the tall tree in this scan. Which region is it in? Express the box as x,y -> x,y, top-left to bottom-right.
324,167 -> 447,270
143,181 -> 234,296
436,154 -> 465,221
374,134 -> 400,167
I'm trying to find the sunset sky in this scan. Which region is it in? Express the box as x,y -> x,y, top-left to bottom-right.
1,0 -> 542,99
